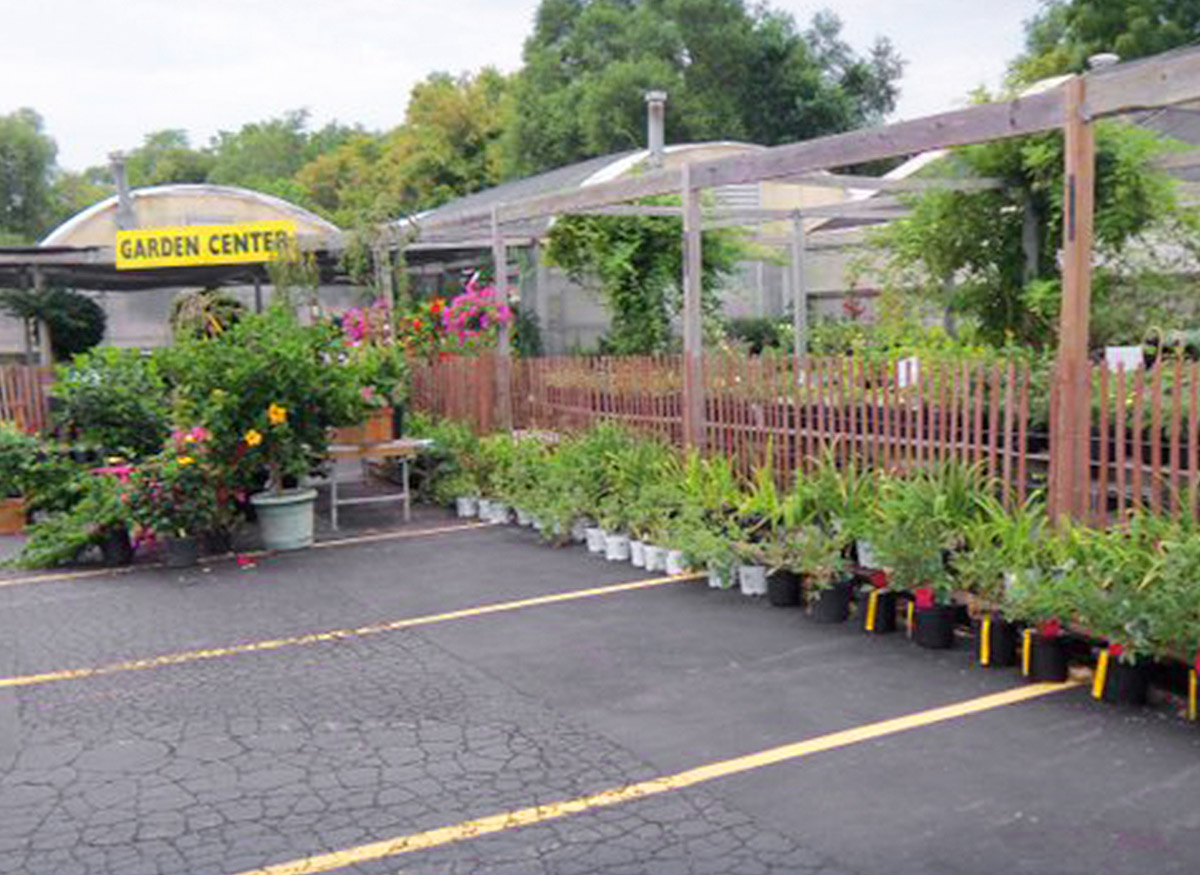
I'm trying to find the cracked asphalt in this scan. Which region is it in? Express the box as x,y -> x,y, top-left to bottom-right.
2,505 -> 1200,874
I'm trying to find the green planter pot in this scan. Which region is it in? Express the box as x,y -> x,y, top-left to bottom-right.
250,488 -> 317,551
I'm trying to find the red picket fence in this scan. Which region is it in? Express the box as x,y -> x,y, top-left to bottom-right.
411,353 -> 1040,503
0,365 -> 53,433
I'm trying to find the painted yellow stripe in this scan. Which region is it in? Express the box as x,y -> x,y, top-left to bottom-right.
235,681 -> 1080,875
0,522 -> 495,590
1092,649 -> 1110,700
0,572 -> 702,690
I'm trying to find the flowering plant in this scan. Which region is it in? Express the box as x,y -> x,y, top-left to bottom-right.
395,297 -> 447,360
127,428 -> 223,538
441,276 -> 513,349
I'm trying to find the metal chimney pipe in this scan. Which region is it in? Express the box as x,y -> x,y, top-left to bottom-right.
645,90 -> 667,167
108,151 -> 137,230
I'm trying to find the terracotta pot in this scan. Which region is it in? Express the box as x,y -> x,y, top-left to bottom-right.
332,406 -> 394,445
0,496 -> 25,535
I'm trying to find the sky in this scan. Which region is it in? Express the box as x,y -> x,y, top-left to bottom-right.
2,0 -> 1047,172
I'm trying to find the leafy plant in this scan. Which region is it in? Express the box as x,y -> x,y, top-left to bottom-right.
12,475 -> 130,569
127,431 -> 225,539
0,423 -> 40,497
51,347 -> 170,458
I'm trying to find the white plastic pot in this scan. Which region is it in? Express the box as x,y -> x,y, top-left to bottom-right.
490,502 -> 511,524
665,549 -> 687,576
516,508 -> 533,527
477,498 -> 494,520
605,533 -> 631,562
584,527 -> 606,554
644,544 -> 667,572
454,496 -> 478,518
708,565 -> 733,589
571,520 -> 589,543
630,540 -> 646,568
738,564 -> 769,596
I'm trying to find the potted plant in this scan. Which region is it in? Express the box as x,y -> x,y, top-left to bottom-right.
795,525 -> 854,622
1005,553 -> 1075,683
870,464 -> 987,650
13,473 -> 133,569
129,440 -> 222,568
957,494 -> 1048,668
335,304 -> 409,443
733,462 -> 788,597
165,307 -> 363,552
0,423 -> 39,534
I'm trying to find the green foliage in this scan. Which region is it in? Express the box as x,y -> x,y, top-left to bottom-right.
0,424 -> 39,497
13,475 -> 129,569
1012,0 -> 1200,84
0,287 -> 106,360
871,121 -> 1190,349
125,129 -> 215,186
406,412 -> 484,504
52,347 -> 170,458
500,0 -> 902,177
0,108 -> 57,242
545,211 -> 742,354
161,306 -> 362,493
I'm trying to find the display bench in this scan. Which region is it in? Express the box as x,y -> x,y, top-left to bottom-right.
326,438 -> 431,530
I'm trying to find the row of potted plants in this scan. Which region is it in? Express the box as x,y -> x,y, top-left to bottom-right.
417,418 -> 1200,720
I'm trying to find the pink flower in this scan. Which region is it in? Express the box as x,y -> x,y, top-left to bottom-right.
235,554 -> 257,570
360,385 -> 376,402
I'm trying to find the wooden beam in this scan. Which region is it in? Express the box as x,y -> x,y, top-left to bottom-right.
1052,76 -> 1096,523
681,165 -> 705,451
491,206 -> 514,433
405,237 -> 534,252
783,172 -> 1003,192
1086,47 -> 1200,117
561,204 -> 683,218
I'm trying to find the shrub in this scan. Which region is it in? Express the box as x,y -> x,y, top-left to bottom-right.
51,347 -> 171,458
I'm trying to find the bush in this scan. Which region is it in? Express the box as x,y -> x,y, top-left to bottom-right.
0,424 -> 40,497
161,306 -> 363,493
51,347 -> 170,458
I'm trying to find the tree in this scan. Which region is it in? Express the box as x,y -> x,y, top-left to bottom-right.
125,130 -> 215,187
294,69 -> 511,224
1012,0 -> 1200,84
0,287 -> 106,360
500,0 -> 903,177
871,120 -> 1192,348
0,108 -> 57,243
207,109 -> 358,201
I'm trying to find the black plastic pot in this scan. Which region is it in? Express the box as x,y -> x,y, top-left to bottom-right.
164,536 -> 200,569
202,527 -> 235,556
1023,632 -> 1069,682
1097,655 -> 1150,706
99,527 -> 134,567
809,578 -> 854,624
859,587 -> 897,634
913,604 -> 957,650
973,614 -> 1018,668
767,570 -> 802,608
392,404 -> 406,439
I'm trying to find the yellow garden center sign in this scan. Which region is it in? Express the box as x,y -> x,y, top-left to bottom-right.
115,220 -> 298,270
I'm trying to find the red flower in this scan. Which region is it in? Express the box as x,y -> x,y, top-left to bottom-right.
1109,643 -> 1125,658
1039,618 -> 1062,639
914,587 -> 935,609
412,318 -> 423,330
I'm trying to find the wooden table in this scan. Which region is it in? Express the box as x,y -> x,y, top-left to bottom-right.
326,438 -> 431,530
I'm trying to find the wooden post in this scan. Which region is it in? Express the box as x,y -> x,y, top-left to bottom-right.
492,206 -> 514,433
790,212 -> 807,364
681,164 -> 705,451
1051,76 -> 1096,521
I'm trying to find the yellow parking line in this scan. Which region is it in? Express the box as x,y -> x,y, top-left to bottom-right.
235,681 -> 1080,875
0,572 -> 704,689
0,521 -> 496,590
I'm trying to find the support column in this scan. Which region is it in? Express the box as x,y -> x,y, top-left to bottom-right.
1051,76 -> 1096,522
681,164 -> 705,450
790,212 -> 808,364
492,206 -> 514,433
32,268 -> 51,366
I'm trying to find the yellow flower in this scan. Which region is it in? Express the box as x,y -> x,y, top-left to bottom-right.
177,456 -> 195,466
268,403 -> 288,426
183,434 -> 197,444
244,429 -> 263,447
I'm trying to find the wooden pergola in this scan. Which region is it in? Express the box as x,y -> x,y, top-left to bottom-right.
407,48 -> 1200,523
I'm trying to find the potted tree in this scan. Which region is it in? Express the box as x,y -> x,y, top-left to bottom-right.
795,525 -> 854,622
164,307 -> 362,552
